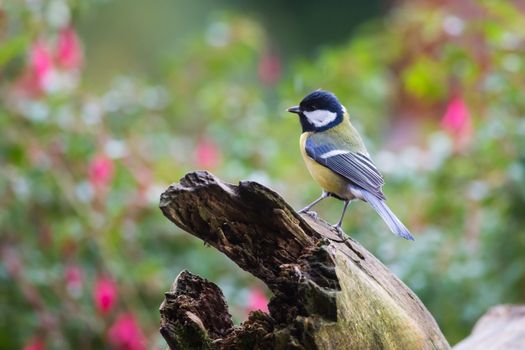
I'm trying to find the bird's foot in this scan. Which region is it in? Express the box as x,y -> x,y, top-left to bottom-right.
298,205 -> 310,213
330,224 -> 349,243
298,209 -> 319,220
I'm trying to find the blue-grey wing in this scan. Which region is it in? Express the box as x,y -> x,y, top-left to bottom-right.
305,137 -> 386,200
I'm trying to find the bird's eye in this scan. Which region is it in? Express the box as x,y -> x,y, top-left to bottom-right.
305,105 -> 316,112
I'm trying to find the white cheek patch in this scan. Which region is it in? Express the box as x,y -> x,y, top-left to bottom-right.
303,109 -> 337,127
320,150 -> 350,159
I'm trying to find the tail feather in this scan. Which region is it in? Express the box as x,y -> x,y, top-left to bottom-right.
360,190 -> 414,241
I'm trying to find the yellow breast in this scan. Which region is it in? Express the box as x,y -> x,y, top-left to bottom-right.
300,132 -> 351,199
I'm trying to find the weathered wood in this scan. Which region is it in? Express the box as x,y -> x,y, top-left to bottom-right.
159,171 -> 450,349
453,305 -> 525,350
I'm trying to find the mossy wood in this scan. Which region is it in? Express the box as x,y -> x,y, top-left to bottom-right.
159,171 -> 450,350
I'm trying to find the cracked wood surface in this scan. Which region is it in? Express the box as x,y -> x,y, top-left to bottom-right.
158,171 -> 450,350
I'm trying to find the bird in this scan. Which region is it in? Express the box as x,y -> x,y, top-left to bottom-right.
287,90 -> 414,241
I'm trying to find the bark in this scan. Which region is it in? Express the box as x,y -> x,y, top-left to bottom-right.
453,305 -> 525,350
158,171 -> 450,350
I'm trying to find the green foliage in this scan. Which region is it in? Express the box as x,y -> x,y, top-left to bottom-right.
2,0 -> 525,348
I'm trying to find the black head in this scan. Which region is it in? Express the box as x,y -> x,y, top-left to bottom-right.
287,90 -> 345,132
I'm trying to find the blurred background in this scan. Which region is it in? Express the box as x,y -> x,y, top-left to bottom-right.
2,0 -> 525,348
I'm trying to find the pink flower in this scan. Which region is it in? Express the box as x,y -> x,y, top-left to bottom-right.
93,276 -> 118,314
30,40 -> 53,91
56,26 -> 83,70
195,139 -> 221,169
65,264 -> 84,295
246,288 -> 269,313
441,95 -> 473,150
258,51 -> 281,86
88,155 -> 115,190
23,338 -> 45,350
108,313 -> 147,350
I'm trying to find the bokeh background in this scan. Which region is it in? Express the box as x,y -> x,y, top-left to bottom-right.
2,0 -> 525,349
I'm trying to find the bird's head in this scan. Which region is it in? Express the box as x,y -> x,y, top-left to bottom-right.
287,90 -> 345,132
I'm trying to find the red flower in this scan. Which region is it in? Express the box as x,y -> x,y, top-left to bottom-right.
56,26 -> 83,70
440,95 -> 473,151
108,313 -> 147,350
23,338 -> 45,350
246,288 -> 269,313
30,40 -> 53,91
93,276 -> 118,314
195,139 -> 221,169
258,50 -> 281,86
88,155 -> 115,190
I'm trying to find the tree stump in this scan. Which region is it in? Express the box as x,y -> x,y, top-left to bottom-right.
158,171 -> 450,350
453,305 -> 525,350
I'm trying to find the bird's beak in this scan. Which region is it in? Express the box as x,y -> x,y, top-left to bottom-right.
287,106 -> 301,114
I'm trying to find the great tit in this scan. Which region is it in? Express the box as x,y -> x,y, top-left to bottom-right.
287,90 -> 414,241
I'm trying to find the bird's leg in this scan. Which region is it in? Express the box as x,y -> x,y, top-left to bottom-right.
332,200 -> 351,241
299,191 -> 329,214
334,200 -> 350,228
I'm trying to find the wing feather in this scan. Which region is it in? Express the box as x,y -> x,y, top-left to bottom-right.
305,137 -> 385,200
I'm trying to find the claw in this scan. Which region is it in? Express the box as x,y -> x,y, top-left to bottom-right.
330,224 -> 349,243
299,210 -> 319,220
